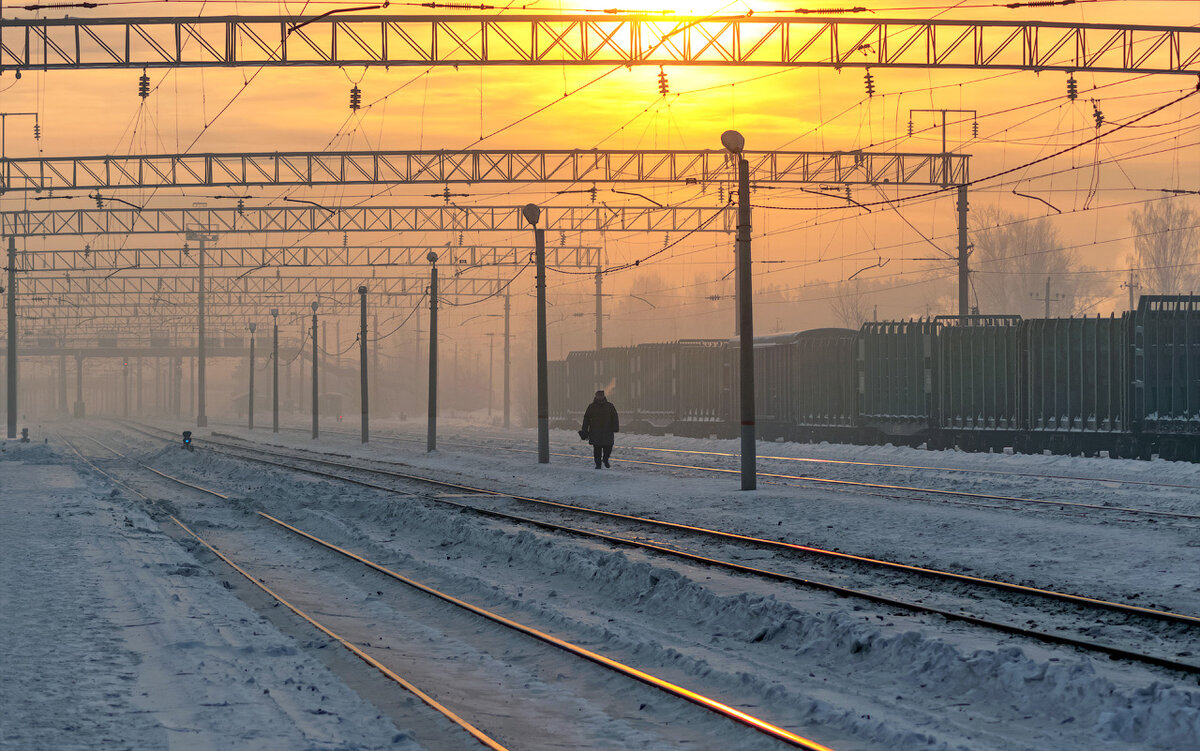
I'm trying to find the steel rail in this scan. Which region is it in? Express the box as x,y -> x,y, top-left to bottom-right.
623,445 -> 1200,491
253,423 -> 1200,522
113,423 -> 1200,675
76,427 -> 837,750
119,421 -> 1200,634
258,512 -> 836,750
170,515 -> 512,751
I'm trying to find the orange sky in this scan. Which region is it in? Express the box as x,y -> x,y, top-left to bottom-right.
2,2 -> 1199,347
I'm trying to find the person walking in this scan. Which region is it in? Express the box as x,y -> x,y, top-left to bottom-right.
581,390 -> 619,468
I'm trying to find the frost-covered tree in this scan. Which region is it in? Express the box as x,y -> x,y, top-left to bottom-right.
830,280 -> 872,329
1129,198 -> 1200,296
969,207 -> 1099,317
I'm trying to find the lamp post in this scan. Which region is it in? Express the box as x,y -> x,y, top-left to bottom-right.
7,235 -> 17,438
722,129 -> 757,491
359,285 -> 369,444
311,301 -> 319,439
523,204 -> 550,464
248,322 -> 257,430
427,252 -> 439,452
271,309 -> 279,433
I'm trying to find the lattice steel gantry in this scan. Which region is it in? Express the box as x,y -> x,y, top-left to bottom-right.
1,15 -> 1198,75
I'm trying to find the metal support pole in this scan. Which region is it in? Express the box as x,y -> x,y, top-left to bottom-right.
272,311 -> 279,433
195,234 -> 208,427
524,204 -> 550,465
957,184 -> 970,317
595,264 -> 603,358
359,285 -> 369,443
427,254 -> 439,452
723,131 -> 757,491
503,291 -> 511,430
136,357 -> 143,416
58,355 -> 67,414
122,360 -> 129,417
312,306 -> 319,439
248,324 -> 256,430
74,355 -> 84,417
6,235 -> 17,438
488,334 -> 494,417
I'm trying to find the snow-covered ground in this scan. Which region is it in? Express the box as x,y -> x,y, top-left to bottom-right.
4,419 -> 1200,750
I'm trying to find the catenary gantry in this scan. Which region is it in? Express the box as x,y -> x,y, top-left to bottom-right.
1,14 -> 1197,75
0,149 -> 968,192
1,204 -> 736,235
17,244 -> 600,271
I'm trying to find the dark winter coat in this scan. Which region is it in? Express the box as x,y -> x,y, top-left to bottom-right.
582,398 -> 619,447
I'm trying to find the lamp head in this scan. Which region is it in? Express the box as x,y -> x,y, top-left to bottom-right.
720,130 -> 745,155
521,203 -> 541,226
358,285 -> 367,294
270,308 -> 278,318
311,301 -> 319,313
427,251 -> 439,264
249,322 -> 257,333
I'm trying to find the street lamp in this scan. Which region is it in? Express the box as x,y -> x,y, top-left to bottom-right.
427,252 -> 439,452
523,203 -> 550,464
248,322 -> 257,430
311,301 -> 319,439
722,129 -> 757,491
270,309 -> 279,433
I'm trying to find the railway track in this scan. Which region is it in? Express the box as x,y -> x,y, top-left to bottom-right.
125,421 -> 1200,677
61,429 -> 837,751
228,421 -> 1200,523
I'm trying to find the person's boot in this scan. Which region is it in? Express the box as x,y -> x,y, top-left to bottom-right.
603,458 -> 611,468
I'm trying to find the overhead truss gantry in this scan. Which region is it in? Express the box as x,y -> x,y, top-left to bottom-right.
2,204 -> 737,236
19,244 -> 601,271
1,15 -> 1197,75
21,274 -> 500,300
0,149 -> 968,192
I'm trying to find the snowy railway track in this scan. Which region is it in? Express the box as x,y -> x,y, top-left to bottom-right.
123,422 -> 1200,678
245,423 -> 1200,524
63,431 -> 836,751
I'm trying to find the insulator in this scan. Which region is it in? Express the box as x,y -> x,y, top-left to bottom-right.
906,119 -> 913,137
83,244 -> 90,257
138,72 -> 150,99
1093,101 -> 1105,128
32,123 -> 40,140
864,70 -> 875,98
342,231 -> 349,247
349,85 -> 362,110
657,66 -> 669,97
972,120 -> 979,138
94,194 -> 104,209
663,234 -> 670,249
236,198 -> 245,215
559,231 -> 567,247
458,232 -> 464,245
589,184 -> 597,203
718,185 -> 725,204
1066,75 -> 1078,100
442,185 -> 451,204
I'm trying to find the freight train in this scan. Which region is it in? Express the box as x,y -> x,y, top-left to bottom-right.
549,295 -> 1200,461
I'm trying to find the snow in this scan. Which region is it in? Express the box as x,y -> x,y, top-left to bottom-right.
3,421 -> 1200,750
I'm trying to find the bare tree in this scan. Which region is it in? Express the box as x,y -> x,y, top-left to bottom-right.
969,207 -> 1100,317
1129,198 -> 1200,296
830,280 -> 872,329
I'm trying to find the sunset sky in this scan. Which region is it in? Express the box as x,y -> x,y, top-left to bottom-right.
2,2 -> 1199,351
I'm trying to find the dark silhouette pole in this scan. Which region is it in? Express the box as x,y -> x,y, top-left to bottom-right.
523,204 -> 550,464
723,130 -> 757,491
359,285 -> 369,443
248,322 -> 256,429
271,309 -> 279,432
427,253 -> 439,452
311,302 -> 319,439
